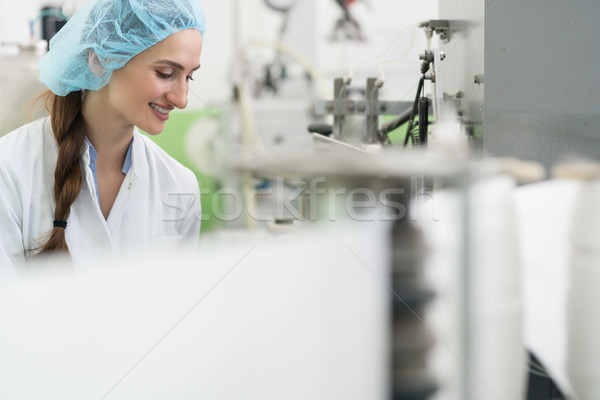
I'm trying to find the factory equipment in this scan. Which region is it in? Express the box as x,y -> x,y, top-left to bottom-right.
309,46 -> 447,149
230,148 -> 472,400
0,5 -> 70,137
391,211 -> 438,399
37,6 -> 68,45
329,0 -> 364,41
311,77 -> 412,145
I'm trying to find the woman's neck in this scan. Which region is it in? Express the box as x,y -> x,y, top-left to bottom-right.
81,89 -> 134,169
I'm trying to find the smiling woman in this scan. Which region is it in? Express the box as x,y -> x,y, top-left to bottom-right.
0,0 -> 207,268
87,29 -> 203,136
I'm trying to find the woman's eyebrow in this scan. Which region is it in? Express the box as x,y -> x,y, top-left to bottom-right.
155,59 -> 201,71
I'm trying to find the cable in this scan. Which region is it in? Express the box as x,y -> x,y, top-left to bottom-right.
349,24 -> 415,70
378,106 -> 412,136
375,25 -> 416,67
403,76 -> 425,147
348,24 -> 416,83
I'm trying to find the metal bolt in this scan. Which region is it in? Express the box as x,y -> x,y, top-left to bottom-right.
326,103 -> 334,112
380,104 -> 387,112
358,104 -> 366,112
440,51 -> 446,60
474,74 -> 483,85
348,102 -> 355,112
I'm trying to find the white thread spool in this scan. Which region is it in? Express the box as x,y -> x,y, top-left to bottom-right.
567,178 -> 600,399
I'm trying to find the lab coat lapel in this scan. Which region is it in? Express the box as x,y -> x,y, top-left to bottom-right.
106,128 -> 146,232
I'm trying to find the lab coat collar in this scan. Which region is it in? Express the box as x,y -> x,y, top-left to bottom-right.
42,117 -> 147,210
83,137 -> 133,175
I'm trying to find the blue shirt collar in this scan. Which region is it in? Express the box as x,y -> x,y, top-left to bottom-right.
85,136 -> 134,175
84,137 -> 134,207
122,138 -> 133,174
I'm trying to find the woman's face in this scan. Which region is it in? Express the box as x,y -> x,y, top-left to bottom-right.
105,28 -> 203,135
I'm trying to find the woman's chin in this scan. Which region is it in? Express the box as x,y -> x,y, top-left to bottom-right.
141,123 -> 166,136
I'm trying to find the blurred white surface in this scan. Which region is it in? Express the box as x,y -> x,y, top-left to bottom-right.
3,174 -> 597,400
0,222 -> 389,400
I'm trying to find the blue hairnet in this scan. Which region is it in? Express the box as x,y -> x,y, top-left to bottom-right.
38,0 -> 206,96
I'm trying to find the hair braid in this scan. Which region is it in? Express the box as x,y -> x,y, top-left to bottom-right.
39,90 -> 85,255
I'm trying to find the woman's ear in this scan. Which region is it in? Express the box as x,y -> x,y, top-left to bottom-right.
88,50 -> 106,77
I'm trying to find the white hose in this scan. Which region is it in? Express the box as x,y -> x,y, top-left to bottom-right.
348,24 -> 417,84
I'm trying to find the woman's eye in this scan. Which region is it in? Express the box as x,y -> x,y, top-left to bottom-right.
186,75 -> 195,82
156,71 -> 173,79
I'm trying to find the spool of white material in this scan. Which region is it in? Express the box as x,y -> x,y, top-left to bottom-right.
567,179 -> 600,399
419,175 -> 526,400
514,179 -> 581,398
468,176 -> 526,400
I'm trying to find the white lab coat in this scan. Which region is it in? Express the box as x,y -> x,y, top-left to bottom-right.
0,117 -> 201,269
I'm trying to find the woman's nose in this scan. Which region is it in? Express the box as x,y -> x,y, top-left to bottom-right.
166,80 -> 189,109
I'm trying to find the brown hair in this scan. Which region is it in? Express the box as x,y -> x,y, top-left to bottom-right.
38,90 -> 86,255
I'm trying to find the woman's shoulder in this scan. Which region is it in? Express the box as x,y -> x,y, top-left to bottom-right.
0,117 -> 53,167
0,117 -> 51,153
0,117 -> 54,202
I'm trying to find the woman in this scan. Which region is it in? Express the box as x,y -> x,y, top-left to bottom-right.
0,0 -> 206,267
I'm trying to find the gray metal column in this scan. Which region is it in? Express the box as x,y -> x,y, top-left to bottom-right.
484,0 -> 600,169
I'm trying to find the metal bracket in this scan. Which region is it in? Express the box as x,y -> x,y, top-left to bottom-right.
315,77 -> 413,144
431,48 -> 445,121
315,100 -> 413,117
419,49 -> 446,121
419,20 -> 450,42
